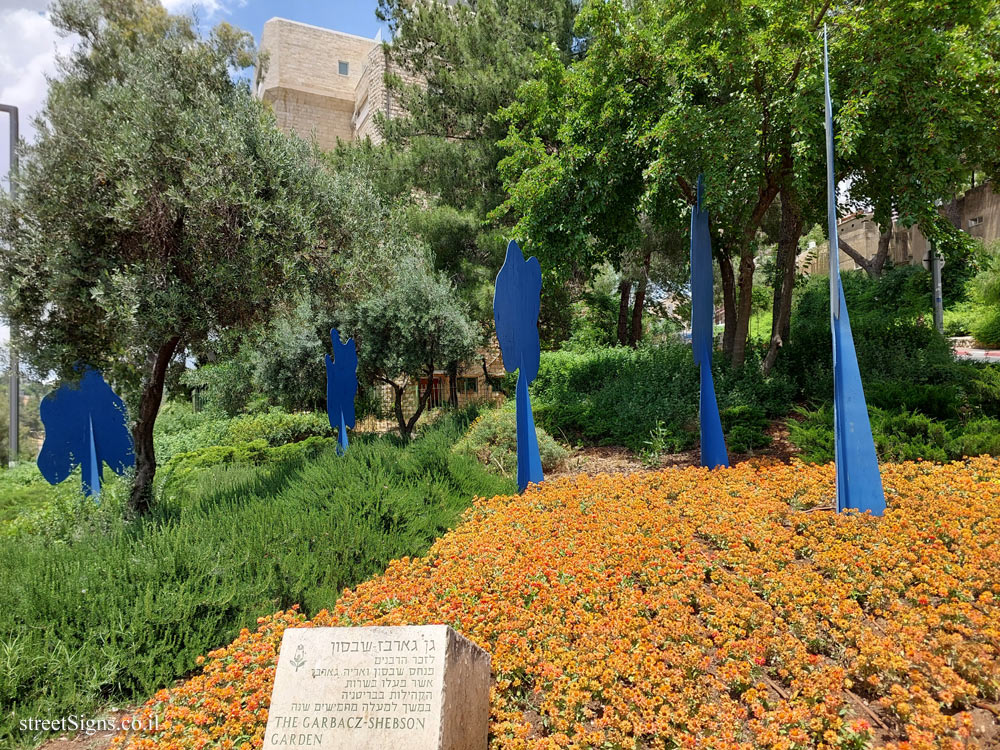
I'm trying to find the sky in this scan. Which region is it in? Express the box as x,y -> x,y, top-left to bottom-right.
0,0 -> 384,344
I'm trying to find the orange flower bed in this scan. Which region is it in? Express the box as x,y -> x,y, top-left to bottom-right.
113,458 -> 1000,750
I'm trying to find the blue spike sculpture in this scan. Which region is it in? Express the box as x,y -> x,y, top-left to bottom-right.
690,175 -> 730,469
325,328 -> 358,455
823,28 -> 886,515
37,367 -> 134,498
494,240 -> 544,492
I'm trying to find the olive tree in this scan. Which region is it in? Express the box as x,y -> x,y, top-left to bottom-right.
339,258 -> 478,439
0,0 -> 340,513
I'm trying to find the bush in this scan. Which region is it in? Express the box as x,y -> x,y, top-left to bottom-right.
530,343 -> 794,452
971,308 -> 1000,348
780,270 -> 956,402
0,463 -> 81,527
787,404 -> 1000,464
153,407 -> 332,465
453,406 -> 569,477
0,411 -> 513,748
720,405 -> 772,453
158,436 -> 339,490
864,381 -> 961,421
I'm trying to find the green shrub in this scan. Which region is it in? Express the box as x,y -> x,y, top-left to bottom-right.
864,381 -> 961,421
153,406 -> 332,464
971,308 -> 1000,348
943,301 -> 982,337
965,365 -> 1000,418
453,406 -> 569,477
0,463 -> 81,527
530,344 -> 794,452
787,405 -> 1000,464
780,271 -> 957,402
221,410 -> 332,446
720,405 -> 772,453
0,412 -> 513,748
158,436 -> 341,495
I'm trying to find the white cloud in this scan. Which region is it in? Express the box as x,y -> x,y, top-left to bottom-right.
0,8 -> 74,345
0,1 -> 244,345
0,8 -> 75,192
161,0 -> 246,21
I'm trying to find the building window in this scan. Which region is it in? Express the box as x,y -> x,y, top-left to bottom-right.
460,377 -> 478,394
338,60 -> 349,76
969,216 -> 984,228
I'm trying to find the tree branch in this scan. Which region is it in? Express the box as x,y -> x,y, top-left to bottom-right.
837,237 -> 874,276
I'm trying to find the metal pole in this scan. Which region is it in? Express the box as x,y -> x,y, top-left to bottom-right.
1,104 -> 18,467
930,239 -> 944,334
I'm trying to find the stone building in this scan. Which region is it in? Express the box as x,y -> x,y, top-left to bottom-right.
254,17 -> 417,149
800,181 -> 1000,275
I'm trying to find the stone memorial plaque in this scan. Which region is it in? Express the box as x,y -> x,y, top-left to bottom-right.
263,625 -> 490,750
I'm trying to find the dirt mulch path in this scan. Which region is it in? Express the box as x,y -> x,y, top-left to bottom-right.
550,421 -> 801,479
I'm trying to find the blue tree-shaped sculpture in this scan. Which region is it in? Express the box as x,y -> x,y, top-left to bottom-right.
494,240 -> 544,492
37,367 -> 134,497
690,175 -> 730,469
823,28 -> 885,515
325,328 -> 358,455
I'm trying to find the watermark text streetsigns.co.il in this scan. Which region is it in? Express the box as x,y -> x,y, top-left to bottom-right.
20,714 -> 160,736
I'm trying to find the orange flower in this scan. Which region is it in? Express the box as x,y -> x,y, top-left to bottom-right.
114,458 -> 1000,750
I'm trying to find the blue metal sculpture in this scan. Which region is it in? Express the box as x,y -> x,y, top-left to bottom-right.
494,240 -> 544,492
823,28 -> 886,515
690,175 -> 730,469
37,367 -> 134,497
325,328 -> 358,455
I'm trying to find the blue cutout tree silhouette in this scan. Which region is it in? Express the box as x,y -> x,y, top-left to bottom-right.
37,367 -> 134,497
823,28 -> 885,515
325,328 -> 358,455
494,240 -> 544,492
690,175 -> 730,469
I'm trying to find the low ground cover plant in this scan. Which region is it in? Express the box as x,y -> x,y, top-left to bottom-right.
789,405 -> 1000,464
113,457 -> 1000,750
0,412 -> 512,749
153,403 -> 333,465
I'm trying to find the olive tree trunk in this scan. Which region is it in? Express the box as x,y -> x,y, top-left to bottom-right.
129,335 -> 181,515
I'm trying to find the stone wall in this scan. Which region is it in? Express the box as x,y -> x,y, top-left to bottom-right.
353,44 -> 424,144
256,18 -> 378,150
799,181 -> 1000,276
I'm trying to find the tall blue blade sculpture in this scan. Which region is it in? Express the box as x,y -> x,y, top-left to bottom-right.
690,175 -> 730,469
823,28 -> 886,515
494,240 -> 544,492
38,367 -> 134,498
326,328 -> 358,455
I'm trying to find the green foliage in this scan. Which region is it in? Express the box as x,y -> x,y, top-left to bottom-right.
788,405 -> 1000,465
374,0 -> 578,214
971,311 -> 1000,348
153,407 -> 332,465
159,436 -> 339,492
0,412 -> 513,748
530,344 -> 794,452
720,406 -> 772,454
339,258 -> 478,437
943,301 -> 983,337
453,406 -> 569,478
780,270 -> 957,401
0,463 -> 80,527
